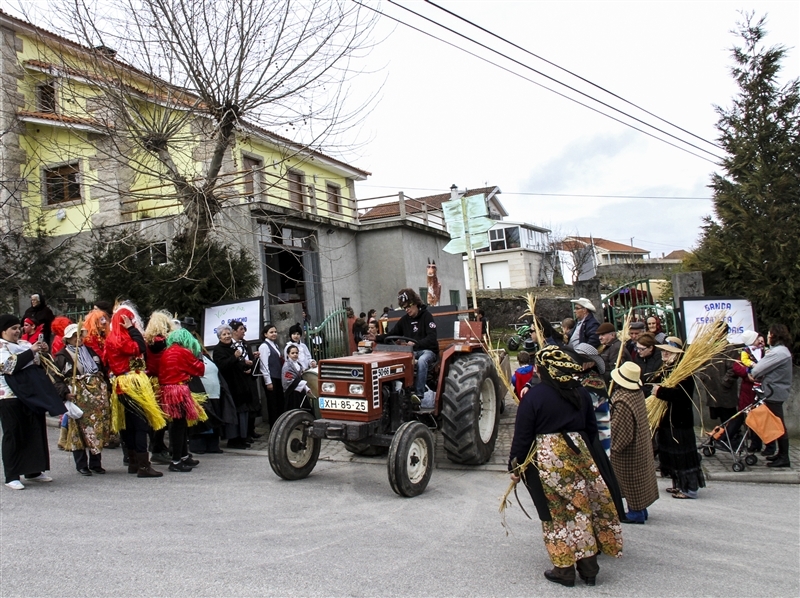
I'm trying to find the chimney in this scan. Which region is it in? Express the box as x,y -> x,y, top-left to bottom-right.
94,45 -> 117,58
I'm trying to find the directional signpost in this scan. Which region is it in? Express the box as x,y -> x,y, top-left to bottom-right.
442,191 -> 494,314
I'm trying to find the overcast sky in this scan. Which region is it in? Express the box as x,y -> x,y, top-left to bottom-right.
9,1 -> 798,257
349,0 -> 799,257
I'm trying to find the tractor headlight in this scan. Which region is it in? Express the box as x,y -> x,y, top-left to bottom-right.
348,384 -> 364,395
321,382 -> 336,393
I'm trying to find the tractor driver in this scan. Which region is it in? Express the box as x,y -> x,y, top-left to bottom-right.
381,288 -> 438,407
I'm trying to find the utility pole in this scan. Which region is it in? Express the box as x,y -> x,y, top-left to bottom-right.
453,185 -> 479,314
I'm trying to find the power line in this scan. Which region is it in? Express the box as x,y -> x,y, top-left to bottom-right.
384,0 -> 723,162
357,183 -> 712,200
424,0 -> 722,151
354,2 -> 718,164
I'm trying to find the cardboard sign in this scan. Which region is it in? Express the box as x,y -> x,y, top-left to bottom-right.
201,297 -> 263,347
679,297 -> 756,345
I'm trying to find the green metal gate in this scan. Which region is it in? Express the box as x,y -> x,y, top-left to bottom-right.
306,308 -> 349,361
603,278 -> 678,337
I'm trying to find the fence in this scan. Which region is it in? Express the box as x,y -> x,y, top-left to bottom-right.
603,278 -> 678,336
307,307 -> 350,361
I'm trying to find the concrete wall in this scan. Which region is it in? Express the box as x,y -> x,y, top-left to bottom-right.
355,225 -> 466,313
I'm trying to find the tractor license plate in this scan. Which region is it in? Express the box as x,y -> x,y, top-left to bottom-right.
319,398 -> 368,412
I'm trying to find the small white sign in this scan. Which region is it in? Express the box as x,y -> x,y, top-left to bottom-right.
202,297 -> 263,347
680,297 -> 756,345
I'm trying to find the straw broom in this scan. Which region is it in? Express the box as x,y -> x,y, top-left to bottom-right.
646,319 -> 730,434
606,308 -> 633,397
499,440 -> 537,535
481,321 -> 517,405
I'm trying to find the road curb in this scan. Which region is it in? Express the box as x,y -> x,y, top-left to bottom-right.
704,468 -> 800,484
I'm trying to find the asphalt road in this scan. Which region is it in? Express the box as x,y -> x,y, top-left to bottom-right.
1,428 -> 798,597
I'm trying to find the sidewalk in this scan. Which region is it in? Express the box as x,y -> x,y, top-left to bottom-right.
224,397 -> 800,484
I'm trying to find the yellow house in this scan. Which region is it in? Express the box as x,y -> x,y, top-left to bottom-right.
0,10 -> 467,324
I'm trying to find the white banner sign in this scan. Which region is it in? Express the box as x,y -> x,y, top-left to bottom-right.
680,297 -> 756,345
202,297 -> 263,347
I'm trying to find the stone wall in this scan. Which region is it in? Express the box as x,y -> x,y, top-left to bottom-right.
478,296 -> 575,328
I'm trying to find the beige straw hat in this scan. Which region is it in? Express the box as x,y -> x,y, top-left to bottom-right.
611,361 -> 642,390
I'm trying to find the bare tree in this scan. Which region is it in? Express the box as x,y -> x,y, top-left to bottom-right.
21,0 -> 378,243
546,229 -> 597,285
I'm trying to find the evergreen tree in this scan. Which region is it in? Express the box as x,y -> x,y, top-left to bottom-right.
91,230 -> 259,318
687,14 -> 799,353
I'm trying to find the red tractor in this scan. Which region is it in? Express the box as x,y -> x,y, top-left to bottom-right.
267,310 -> 505,497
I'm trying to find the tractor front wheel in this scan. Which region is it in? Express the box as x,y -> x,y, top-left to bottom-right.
268,409 -> 320,480
387,421 -> 434,497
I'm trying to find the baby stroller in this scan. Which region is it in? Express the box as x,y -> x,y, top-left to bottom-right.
699,386 -> 783,472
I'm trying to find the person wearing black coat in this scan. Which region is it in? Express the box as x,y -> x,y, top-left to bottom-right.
652,345 -> 705,499
0,314 -> 66,489
22,292 -> 55,345
212,324 -> 253,449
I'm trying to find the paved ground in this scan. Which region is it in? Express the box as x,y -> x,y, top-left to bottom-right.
232,396 -> 800,484
2,426 -> 799,597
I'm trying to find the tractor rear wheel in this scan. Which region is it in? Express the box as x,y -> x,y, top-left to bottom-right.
268,409 -> 320,480
441,353 -> 500,465
387,421 -> 434,497
344,442 -> 389,457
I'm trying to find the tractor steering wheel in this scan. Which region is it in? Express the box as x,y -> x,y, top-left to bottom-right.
382,335 -> 418,346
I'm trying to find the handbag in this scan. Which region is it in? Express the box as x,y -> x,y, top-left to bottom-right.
745,403 -> 784,444
64,400 -> 84,420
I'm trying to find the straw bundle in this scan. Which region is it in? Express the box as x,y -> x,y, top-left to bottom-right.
606,309 -> 633,396
645,395 -> 668,435
645,319 -> 729,433
520,292 -> 545,347
499,441 -> 537,535
660,321 -> 730,389
482,321 -> 517,405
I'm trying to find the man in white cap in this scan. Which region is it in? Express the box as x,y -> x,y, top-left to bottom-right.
569,298 -> 601,349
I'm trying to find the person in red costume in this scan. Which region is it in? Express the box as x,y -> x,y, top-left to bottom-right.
104,302 -> 166,478
158,328 -> 205,472
49,316 -> 73,355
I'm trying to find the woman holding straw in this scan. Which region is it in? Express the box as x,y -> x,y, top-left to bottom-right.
52,323 -> 111,476
651,340 -> 705,499
509,346 -> 623,587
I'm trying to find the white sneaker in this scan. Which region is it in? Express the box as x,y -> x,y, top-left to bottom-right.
25,474 -> 53,483
5,480 -> 25,490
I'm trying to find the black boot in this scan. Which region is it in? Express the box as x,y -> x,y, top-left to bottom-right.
576,554 -> 599,586
544,565 -> 576,587
767,455 -> 791,468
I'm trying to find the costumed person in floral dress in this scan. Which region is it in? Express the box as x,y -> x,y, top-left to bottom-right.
52,324 -> 111,476
158,328 -> 205,472
0,314 -> 66,490
104,302 -> 166,478
509,346 -> 623,587
609,361 -> 659,524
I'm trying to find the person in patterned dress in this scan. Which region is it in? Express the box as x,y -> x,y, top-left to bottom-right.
509,346 -> 623,587
52,324 -> 111,476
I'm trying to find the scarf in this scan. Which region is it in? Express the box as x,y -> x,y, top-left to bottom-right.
66,345 -> 99,375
